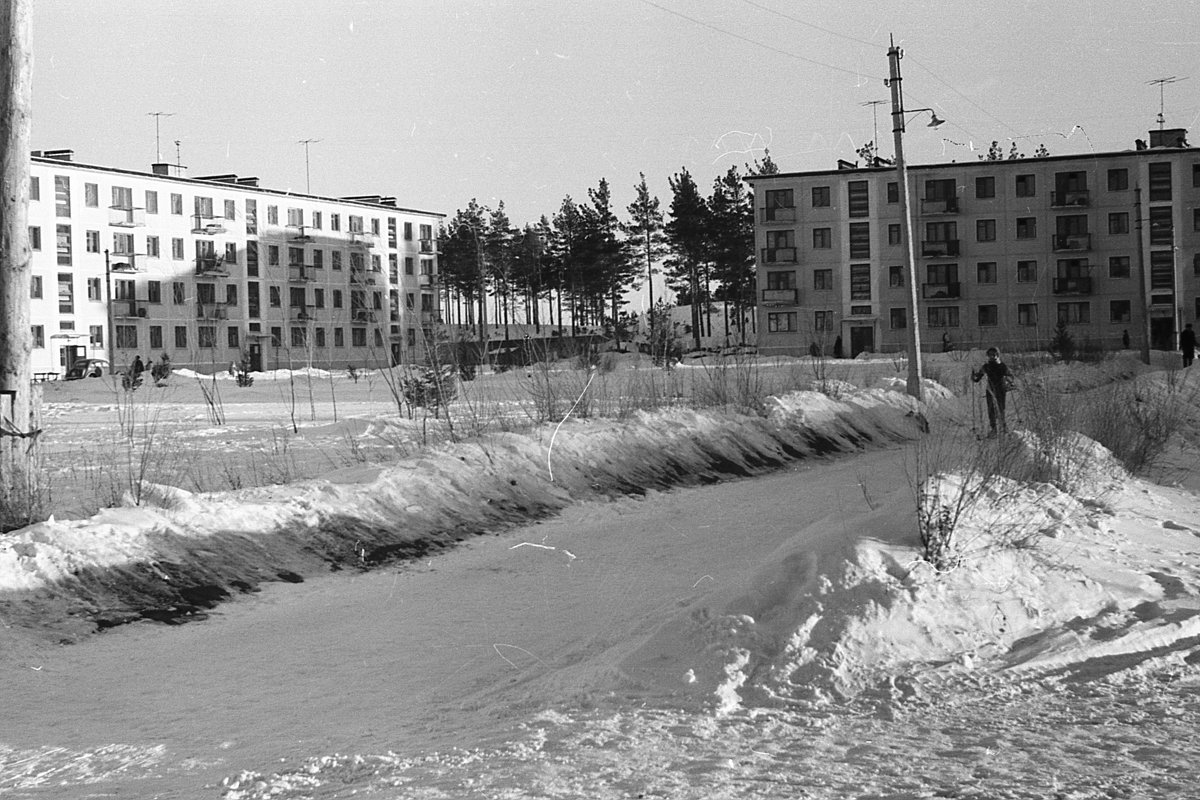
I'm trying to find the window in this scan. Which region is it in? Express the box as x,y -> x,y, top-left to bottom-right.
228,327 -> 240,349
977,261 -> 997,283
267,205 -> 279,225
195,196 -> 214,220
145,191 -> 158,214
174,326 -> 188,349
1110,300 -> 1132,322
978,305 -> 998,326
404,256 -> 415,275
927,306 -> 960,328
271,327 -> 283,347
1109,256 -> 1130,278
1057,302 -> 1091,324
847,181 -> 869,217
371,218 -> 381,236
371,254 -> 382,272
848,222 -> 870,258
246,199 -> 258,235
172,238 -> 184,260
312,249 -> 324,269
1194,163 -> 1200,188
312,211 -> 323,230
54,175 -> 70,217
766,312 -> 796,332
195,326 -> 216,349
224,199 -> 236,221
111,185 -> 132,210
1110,212 -> 1130,235
112,232 -> 134,255
30,274 -> 42,298
1148,162 -> 1172,201
147,281 -> 161,303
269,286 -> 282,307
926,263 -> 959,286
29,176 -> 38,201
146,236 -> 160,258
57,273 -> 73,313
287,207 -> 303,227
332,251 -> 343,270
90,325 -> 104,348
975,176 -> 996,199
388,253 -> 398,281
1195,208 -> 1200,232
1150,249 -> 1174,290
812,227 -> 832,249
1017,260 -> 1037,282
849,263 -> 871,301
813,310 -> 835,331
811,186 -> 831,207
887,182 -> 899,203
331,213 -> 341,232
1107,168 -> 1129,191
976,219 -> 996,242
29,226 -> 40,250
889,265 -> 903,287
87,277 -> 101,300
56,224 -> 71,265
173,281 -> 186,304
315,328 -> 327,348
1016,217 -> 1037,239
116,325 -> 138,350
85,230 -> 100,253
150,326 -> 163,349
170,193 -> 182,215
765,230 -> 795,261
765,271 -> 796,290
813,269 -> 833,290
763,189 -> 794,222
268,245 -> 280,267
333,289 -> 343,308
349,214 -> 364,233
31,325 -> 43,348
888,223 -> 901,245
314,288 -> 325,308
1015,174 -> 1035,197
1149,206 -> 1174,245
84,182 -> 98,207
352,328 -> 367,347
404,221 -> 413,240
889,308 -> 906,329
226,284 -> 238,306
1017,303 -> 1038,326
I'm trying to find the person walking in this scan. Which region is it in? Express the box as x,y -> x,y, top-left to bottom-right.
1181,323 -> 1196,368
972,347 -> 1013,437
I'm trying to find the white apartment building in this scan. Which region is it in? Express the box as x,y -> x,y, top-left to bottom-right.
29,150 -> 443,377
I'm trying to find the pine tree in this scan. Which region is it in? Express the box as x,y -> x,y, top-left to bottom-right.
664,167 -> 711,351
709,166 -> 755,344
625,173 -> 666,345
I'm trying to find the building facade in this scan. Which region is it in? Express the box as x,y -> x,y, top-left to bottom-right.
29,150 -> 443,377
749,129 -> 1199,358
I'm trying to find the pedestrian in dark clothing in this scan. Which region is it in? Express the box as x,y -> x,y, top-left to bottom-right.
1122,329 -> 1131,350
1181,324 -> 1196,368
972,347 -> 1012,436
131,355 -> 144,377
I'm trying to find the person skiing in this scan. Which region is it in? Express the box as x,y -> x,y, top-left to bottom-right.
1181,323 -> 1196,368
972,347 -> 1012,437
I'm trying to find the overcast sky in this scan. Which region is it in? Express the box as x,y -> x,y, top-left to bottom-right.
30,0 -> 1200,225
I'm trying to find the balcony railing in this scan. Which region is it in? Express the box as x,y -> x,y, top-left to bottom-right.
350,268 -> 376,285
349,230 -> 377,248
760,247 -> 797,264
920,239 -> 960,257
761,206 -> 797,223
761,288 -> 798,305
420,311 -> 439,324
108,206 -> 146,228
922,282 -> 961,299
113,299 -> 145,318
196,303 -> 228,320
288,265 -> 316,282
418,273 -> 437,286
1053,233 -> 1092,252
1051,190 -> 1091,208
110,254 -> 141,273
288,224 -> 313,243
352,309 -> 377,323
191,215 -> 226,235
289,307 -> 314,322
1052,276 -> 1094,294
920,197 -> 960,215
194,256 -> 229,276
419,238 -> 436,254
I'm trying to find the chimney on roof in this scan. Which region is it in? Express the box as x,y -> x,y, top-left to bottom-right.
236,177 -> 260,187
1149,127 -> 1189,148
40,149 -> 74,161
151,162 -> 187,178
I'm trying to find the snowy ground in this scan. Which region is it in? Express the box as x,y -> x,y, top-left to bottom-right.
2,351 -> 1200,798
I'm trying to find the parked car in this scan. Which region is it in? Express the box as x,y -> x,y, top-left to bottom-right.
64,357 -> 108,379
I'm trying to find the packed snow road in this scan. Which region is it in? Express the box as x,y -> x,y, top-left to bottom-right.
2,448 -> 913,798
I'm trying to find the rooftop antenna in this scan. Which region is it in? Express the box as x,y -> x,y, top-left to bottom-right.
1148,76 -> 1187,130
174,140 -> 181,170
298,138 -> 321,194
860,100 -> 887,158
147,112 -> 175,163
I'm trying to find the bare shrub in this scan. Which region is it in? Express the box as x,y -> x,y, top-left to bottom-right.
692,354 -> 769,413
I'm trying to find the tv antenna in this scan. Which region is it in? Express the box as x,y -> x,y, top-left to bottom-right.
1148,76 -> 1187,130
860,100 -> 887,157
298,138 -> 321,194
147,112 -> 175,163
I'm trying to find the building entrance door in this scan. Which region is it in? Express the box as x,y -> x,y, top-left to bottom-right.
248,342 -> 263,372
1150,318 -> 1176,351
849,326 -> 874,357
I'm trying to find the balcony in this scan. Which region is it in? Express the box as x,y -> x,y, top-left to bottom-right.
1053,276 -> 1094,294
419,238 -> 436,254
350,268 -> 376,285
191,215 -> 226,235
196,303 -> 228,321
288,264 -> 315,282
194,256 -> 229,276
420,310 -> 439,324
1051,190 -> 1091,208
418,273 -> 437,286
761,206 -> 797,223
289,306 -> 315,323
108,205 -> 146,228
1053,233 -> 1092,252
922,282 -> 961,299
350,230 -> 378,248
761,288 -> 798,305
288,224 -> 313,243
760,247 -> 797,264
919,197 -> 960,215
920,239 -> 960,257
352,309 -> 377,324
113,299 -> 145,318
110,254 -> 141,273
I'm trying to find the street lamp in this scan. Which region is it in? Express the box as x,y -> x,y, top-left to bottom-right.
886,36 -> 944,402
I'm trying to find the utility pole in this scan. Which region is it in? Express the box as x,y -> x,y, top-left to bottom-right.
1134,186 -> 1152,364
887,37 -> 924,401
0,0 -> 35,500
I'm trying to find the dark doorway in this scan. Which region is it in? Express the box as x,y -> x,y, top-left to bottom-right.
849,326 -> 875,358
248,342 -> 263,372
1150,318 -> 1176,351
